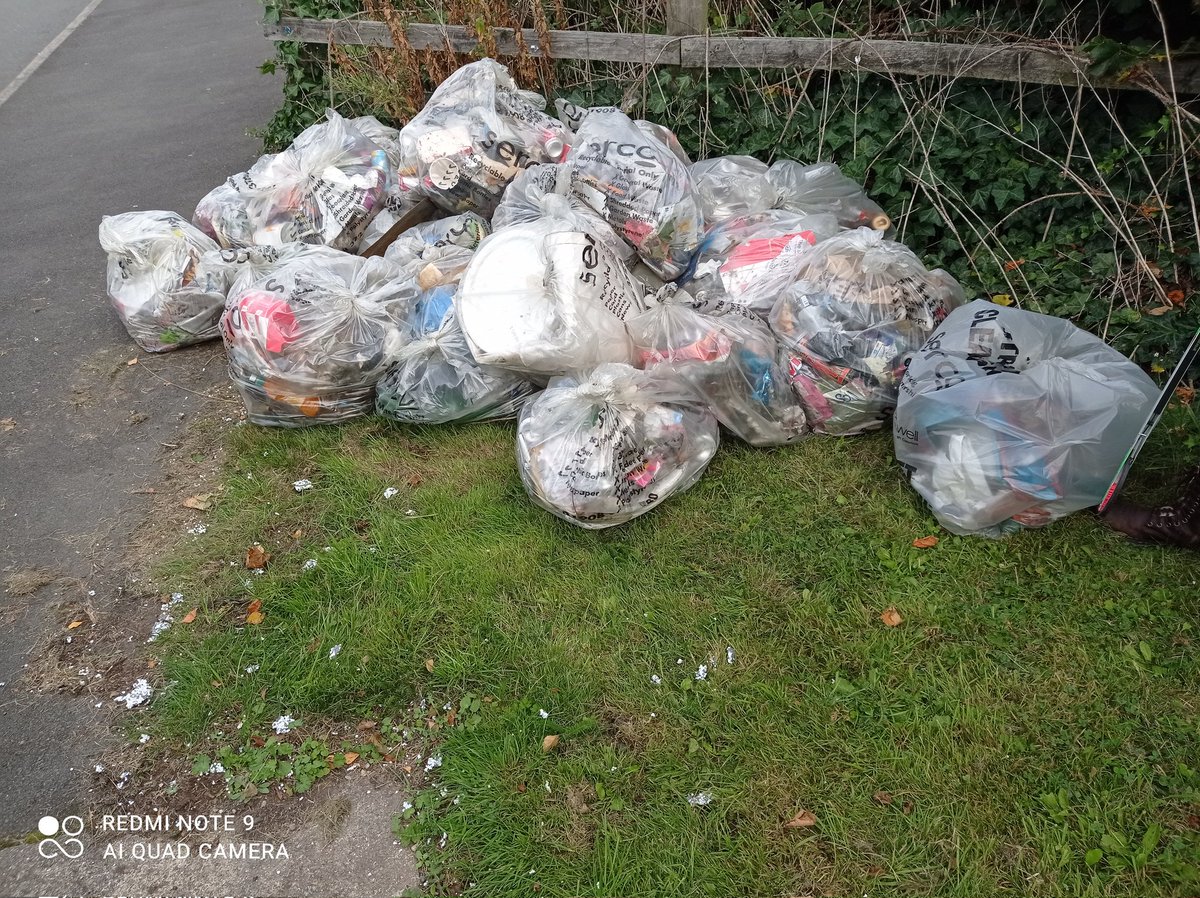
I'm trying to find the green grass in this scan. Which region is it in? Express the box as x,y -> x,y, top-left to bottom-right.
149,406 -> 1200,897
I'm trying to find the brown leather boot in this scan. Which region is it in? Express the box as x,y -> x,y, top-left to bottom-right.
1101,464 -> 1200,549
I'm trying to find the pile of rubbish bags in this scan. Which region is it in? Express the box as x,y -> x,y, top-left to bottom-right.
99,58 -> 1156,535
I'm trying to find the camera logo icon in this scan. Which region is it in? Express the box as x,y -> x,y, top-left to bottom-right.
36,815 -> 84,860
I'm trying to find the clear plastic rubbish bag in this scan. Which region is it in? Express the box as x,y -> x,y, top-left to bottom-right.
398,59 -> 571,216
894,299 -> 1159,537
767,161 -> 891,231
517,363 -> 719,528
194,110 -> 392,251
221,246 -> 416,426
383,212 -> 491,276
457,219 -> 647,376
99,211 -> 224,352
690,155 -> 777,221
770,228 -> 964,435
683,210 -> 840,319
627,286 -> 809,446
375,309 -> 537,424
566,108 -> 704,279
198,243 -> 312,301
491,163 -> 632,260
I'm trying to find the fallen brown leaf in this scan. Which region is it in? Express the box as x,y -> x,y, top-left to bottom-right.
911,535 -> 939,549
402,764 -> 413,774
357,719 -> 377,731
344,751 -> 359,765
446,708 -> 457,726
246,611 -> 264,625
182,494 -> 215,511
0,418 -> 15,431
67,620 -> 84,630
872,790 -> 893,806
292,529 -> 304,539
146,658 -> 158,669
1176,385 -> 1196,407
1168,288 -> 1186,304
784,809 -> 818,828
247,599 -> 263,615
406,474 -> 423,487
245,544 -> 270,569
126,357 -> 139,366
881,607 -> 904,627
1146,304 -> 1174,316
542,734 -> 560,753
180,608 -> 198,625
516,782 -> 527,793
424,658 -> 435,673
250,734 -> 265,748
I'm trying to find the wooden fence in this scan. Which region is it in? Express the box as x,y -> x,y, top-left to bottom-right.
265,14 -> 1200,94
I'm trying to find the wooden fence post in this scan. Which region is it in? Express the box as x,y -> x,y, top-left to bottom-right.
666,0 -> 708,36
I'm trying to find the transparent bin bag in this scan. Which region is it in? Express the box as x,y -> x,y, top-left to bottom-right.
221,247 -> 416,427
99,211 -> 224,352
566,108 -> 704,279
383,212 -> 491,274
198,243 -> 312,301
492,164 -> 632,261
769,228 -> 964,436
194,110 -> 392,251
690,156 -> 777,222
457,220 -> 647,376
553,102 -> 691,165
767,161 -> 890,231
398,59 -> 571,216
894,300 -> 1158,537
517,363 -> 719,529
627,288 -> 809,447
375,310 -> 537,424
683,211 -> 840,319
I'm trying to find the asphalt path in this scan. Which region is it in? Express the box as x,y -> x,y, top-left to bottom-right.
0,0 -> 279,839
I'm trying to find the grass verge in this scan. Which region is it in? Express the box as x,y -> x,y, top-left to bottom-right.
146,403 -> 1200,897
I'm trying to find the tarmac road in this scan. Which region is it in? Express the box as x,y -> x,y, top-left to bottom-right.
0,0 -> 278,840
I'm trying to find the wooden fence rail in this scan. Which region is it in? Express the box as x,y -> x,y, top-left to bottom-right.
265,16 -> 1200,94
